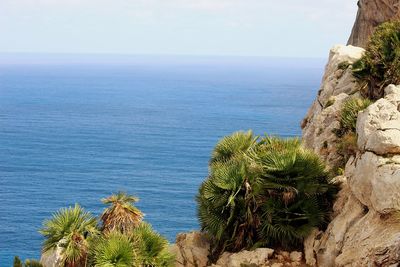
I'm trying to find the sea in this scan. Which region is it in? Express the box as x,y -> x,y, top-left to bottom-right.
0,55 -> 325,266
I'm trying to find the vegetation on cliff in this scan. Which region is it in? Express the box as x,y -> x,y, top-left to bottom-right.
197,131 -> 337,256
13,256 -> 43,267
39,192 -> 174,267
353,20 -> 400,100
333,97 -> 372,171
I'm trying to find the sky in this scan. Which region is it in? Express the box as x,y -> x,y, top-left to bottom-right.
0,0 -> 358,58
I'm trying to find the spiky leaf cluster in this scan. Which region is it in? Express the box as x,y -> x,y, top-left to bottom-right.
197,131 -> 336,253
92,232 -> 135,267
40,193 -> 174,267
40,204 -> 99,267
130,223 -> 175,267
339,97 -> 372,135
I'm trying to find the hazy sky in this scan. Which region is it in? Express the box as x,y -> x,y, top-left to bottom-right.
0,0 -> 358,58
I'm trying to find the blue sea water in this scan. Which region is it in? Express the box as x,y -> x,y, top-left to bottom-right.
0,56 -> 324,266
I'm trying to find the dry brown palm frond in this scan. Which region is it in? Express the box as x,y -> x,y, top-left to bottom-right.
101,192 -> 144,234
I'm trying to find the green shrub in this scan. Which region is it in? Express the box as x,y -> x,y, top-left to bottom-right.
338,61 -> 350,71
331,97 -> 371,173
13,256 -> 23,267
13,257 -> 43,267
352,20 -> 400,100
337,97 -> 372,137
324,98 -> 335,108
130,222 -> 175,267
40,204 -> 99,267
197,131 -> 337,254
92,232 -> 135,267
24,259 -> 43,267
336,132 -> 358,167
41,195 -> 173,267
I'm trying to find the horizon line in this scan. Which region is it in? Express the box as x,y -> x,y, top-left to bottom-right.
0,51 -> 326,60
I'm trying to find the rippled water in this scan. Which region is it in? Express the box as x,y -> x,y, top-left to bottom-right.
0,57 -> 324,265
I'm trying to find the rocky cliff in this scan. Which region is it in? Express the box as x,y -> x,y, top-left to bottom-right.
348,0 -> 400,47
172,3 -> 400,266
302,45 -> 400,267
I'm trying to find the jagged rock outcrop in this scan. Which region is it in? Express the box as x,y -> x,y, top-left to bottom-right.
348,0 -> 400,48
303,66 -> 400,267
173,232 -> 211,267
40,246 -> 63,267
301,45 -> 365,169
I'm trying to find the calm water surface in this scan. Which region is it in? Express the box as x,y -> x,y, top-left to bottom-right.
0,57 -> 324,265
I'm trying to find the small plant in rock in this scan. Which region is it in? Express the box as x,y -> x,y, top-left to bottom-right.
352,20 -> 400,100
324,98 -> 335,108
331,97 -> 371,174
340,97 -> 372,133
338,61 -> 350,71
336,132 -> 358,165
335,97 -> 372,137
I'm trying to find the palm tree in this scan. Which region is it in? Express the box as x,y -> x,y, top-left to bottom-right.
101,192 -> 144,234
198,131 -> 263,253
254,137 -> 335,248
130,222 -> 174,267
197,132 -> 337,254
92,232 -> 135,267
40,204 -> 99,267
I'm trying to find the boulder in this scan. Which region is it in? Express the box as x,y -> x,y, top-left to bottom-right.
357,85 -> 400,155
40,246 -> 63,267
215,248 -> 274,267
173,231 -> 210,267
347,151 -> 400,214
289,251 -> 302,263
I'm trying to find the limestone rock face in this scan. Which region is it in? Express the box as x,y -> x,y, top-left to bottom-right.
348,0 -> 400,48
357,85 -> 400,155
302,45 -> 364,169
304,84 -> 400,266
173,231 -> 210,267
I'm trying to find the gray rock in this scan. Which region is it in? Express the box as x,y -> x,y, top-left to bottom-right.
173,231 -> 210,267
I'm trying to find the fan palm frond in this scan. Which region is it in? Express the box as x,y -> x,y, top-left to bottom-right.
92,231 -> 135,267
101,192 -> 144,234
40,204 -> 99,267
130,222 -> 175,267
197,132 -> 337,254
